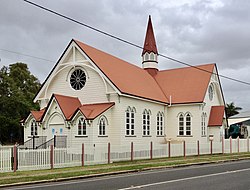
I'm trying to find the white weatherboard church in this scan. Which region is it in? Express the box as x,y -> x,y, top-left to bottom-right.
24,16 -> 226,149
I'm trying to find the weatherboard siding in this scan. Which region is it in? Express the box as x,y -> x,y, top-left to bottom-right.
114,96 -> 167,145
46,64 -> 108,104
167,104 -> 203,142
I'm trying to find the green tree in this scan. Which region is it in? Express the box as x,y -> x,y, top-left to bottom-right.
0,63 -> 41,144
225,102 -> 242,118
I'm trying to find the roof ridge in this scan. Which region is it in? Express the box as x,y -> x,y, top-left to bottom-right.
54,93 -> 79,99
81,102 -> 115,106
74,39 -> 142,70
159,63 -> 216,73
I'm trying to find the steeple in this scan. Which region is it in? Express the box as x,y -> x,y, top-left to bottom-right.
142,15 -> 158,72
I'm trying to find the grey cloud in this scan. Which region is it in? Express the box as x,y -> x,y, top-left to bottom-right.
0,0 -> 249,110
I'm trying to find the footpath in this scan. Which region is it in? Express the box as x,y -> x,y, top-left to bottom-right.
1,153 -> 250,188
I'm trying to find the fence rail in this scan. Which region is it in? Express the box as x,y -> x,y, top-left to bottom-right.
0,148 -> 12,172
1,137 -> 250,172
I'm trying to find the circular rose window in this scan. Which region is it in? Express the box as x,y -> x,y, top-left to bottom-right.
70,69 -> 86,90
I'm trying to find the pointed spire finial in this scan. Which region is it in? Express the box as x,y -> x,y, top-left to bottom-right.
142,15 -> 158,55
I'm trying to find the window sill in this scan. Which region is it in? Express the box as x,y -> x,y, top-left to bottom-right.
142,135 -> 152,137
125,135 -> 137,137
156,135 -> 164,137
98,135 -> 108,137
75,135 -> 88,138
177,135 -> 193,137
201,135 -> 207,137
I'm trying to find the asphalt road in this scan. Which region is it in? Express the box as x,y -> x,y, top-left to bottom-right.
4,159 -> 250,190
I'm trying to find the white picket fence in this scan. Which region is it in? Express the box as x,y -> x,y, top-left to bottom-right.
0,148 -> 12,172
0,138 -> 250,172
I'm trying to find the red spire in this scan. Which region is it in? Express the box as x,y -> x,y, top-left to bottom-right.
142,15 -> 158,55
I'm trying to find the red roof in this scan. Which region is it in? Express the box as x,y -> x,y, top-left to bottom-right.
208,106 -> 225,127
31,109 -> 45,122
79,102 -> 115,120
75,40 -> 167,103
154,64 -> 215,104
29,94 -> 114,122
54,94 -> 81,120
75,39 -> 215,104
142,15 -> 158,55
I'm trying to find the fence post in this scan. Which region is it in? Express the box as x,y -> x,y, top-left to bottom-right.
150,141 -> 153,160
210,140 -> 213,155
82,143 -> 84,167
222,136 -> 224,154
50,145 -> 54,169
33,136 -> 35,150
108,142 -> 111,164
183,141 -> 186,158
230,136 -> 232,154
13,145 -> 17,172
131,142 -> 134,161
237,136 -> 240,153
168,141 -> 171,158
54,135 -> 57,148
197,140 -> 200,157
248,138 -> 249,152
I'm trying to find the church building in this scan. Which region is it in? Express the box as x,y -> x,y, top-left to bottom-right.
23,16 -> 226,149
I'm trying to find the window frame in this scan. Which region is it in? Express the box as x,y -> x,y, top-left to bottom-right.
201,112 -> 207,137
70,69 -> 86,90
142,109 -> 151,136
208,84 -> 214,101
157,112 -> 164,136
98,117 -> 107,137
178,113 -> 192,136
31,120 -> 38,136
77,117 -> 87,136
125,107 -> 136,136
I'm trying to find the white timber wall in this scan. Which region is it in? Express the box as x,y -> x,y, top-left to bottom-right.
37,44 -> 115,109
109,95 -> 167,145
167,104 -> 203,142
45,64 -> 108,105
66,108 -> 113,149
24,116 -> 43,142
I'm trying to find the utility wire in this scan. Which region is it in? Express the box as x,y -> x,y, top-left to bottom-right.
0,48 -> 55,63
23,0 -> 250,86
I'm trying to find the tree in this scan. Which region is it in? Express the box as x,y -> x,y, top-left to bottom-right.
0,63 -> 41,144
225,102 -> 242,118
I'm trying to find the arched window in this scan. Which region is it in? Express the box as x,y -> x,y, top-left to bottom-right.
157,112 -> 164,136
150,53 -> 155,60
179,114 -> 184,136
145,53 -> 149,61
31,120 -> 38,136
99,117 -> 106,136
186,114 -> 191,135
178,113 -> 192,136
78,117 -> 87,136
201,113 -> 207,136
208,84 -> 214,101
125,107 -> 135,136
143,109 -> 150,136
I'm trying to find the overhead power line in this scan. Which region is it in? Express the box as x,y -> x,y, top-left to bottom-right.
0,48 -> 55,63
23,0 -> 250,86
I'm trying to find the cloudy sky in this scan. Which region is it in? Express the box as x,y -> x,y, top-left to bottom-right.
0,0 -> 250,111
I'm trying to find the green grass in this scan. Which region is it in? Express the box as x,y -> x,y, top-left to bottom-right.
1,152 -> 250,186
